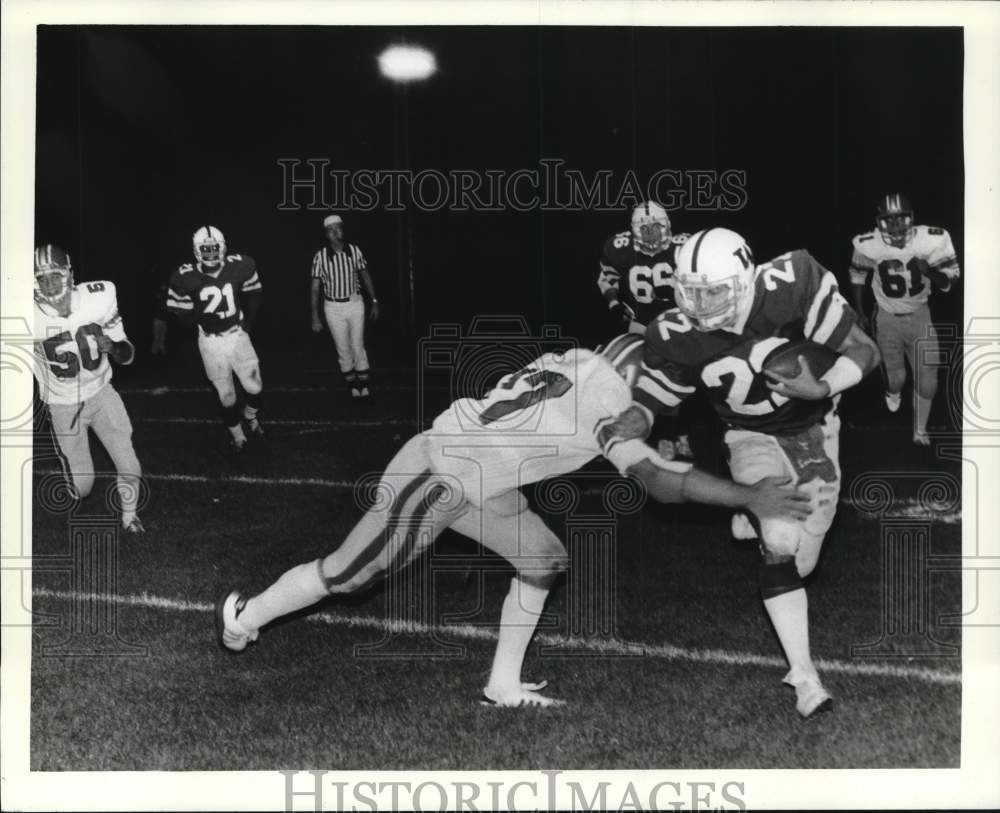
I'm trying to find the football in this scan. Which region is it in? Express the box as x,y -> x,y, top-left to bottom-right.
762,339 -> 840,379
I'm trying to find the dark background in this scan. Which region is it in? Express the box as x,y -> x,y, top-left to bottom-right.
34,26 -> 964,364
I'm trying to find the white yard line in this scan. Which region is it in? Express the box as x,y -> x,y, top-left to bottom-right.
30,586 -> 961,686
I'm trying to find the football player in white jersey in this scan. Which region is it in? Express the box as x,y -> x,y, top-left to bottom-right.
32,245 -> 145,533
849,194 -> 960,445
216,337 -> 810,707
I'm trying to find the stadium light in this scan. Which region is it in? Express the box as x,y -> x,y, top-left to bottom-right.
378,45 -> 437,82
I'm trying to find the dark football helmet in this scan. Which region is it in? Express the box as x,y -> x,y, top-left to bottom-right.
876,193 -> 915,248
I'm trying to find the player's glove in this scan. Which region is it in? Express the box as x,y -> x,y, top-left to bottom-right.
608,299 -> 636,327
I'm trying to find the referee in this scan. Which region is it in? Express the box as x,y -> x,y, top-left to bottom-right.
310,214 -> 380,398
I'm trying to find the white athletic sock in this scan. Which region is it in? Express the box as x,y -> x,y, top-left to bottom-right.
239,560 -> 328,632
118,474 -> 139,525
763,588 -> 815,677
914,393 -> 933,434
486,578 -> 549,691
228,423 -> 247,442
243,404 -> 259,420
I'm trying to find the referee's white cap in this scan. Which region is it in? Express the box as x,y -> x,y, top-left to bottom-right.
323,214 -> 344,227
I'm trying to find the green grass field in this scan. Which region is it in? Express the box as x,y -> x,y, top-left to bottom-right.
29,363 -> 962,770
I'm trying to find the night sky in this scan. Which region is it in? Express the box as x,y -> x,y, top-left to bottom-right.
34,26 -> 964,359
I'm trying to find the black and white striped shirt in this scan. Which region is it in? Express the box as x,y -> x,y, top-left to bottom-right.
311,243 -> 366,300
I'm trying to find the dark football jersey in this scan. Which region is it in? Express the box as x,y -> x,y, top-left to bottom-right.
166,254 -> 261,334
598,231 -> 690,326
636,249 -> 857,435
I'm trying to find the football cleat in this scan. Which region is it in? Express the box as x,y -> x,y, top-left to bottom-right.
123,517 -> 146,534
230,437 -> 247,454
885,392 -> 902,413
480,680 -> 565,708
359,386 -> 371,398
350,387 -> 362,399
913,431 -> 931,446
783,668 -> 833,719
214,590 -> 259,653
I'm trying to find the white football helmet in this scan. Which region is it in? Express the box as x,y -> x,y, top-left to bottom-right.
33,244 -> 73,307
193,225 -> 226,269
673,228 -> 756,331
631,201 -> 671,255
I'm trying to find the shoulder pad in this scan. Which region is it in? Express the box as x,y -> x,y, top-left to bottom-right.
227,253 -> 244,263
671,233 -> 690,245
852,231 -> 877,246
918,225 -> 948,238
178,263 -> 195,274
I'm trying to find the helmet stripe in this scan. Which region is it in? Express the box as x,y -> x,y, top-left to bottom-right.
688,229 -> 710,277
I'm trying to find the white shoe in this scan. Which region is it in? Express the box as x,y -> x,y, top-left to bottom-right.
731,512 -> 758,540
480,680 -> 565,708
885,392 -> 902,413
214,590 -> 258,653
913,430 -> 931,446
783,668 -> 833,719
123,517 -> 146,535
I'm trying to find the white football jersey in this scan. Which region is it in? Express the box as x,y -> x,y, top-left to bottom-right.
32,281 -> 128,405
427,348 -> 680,507
849,225 -> 959,314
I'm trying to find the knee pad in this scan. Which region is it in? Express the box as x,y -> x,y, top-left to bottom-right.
759,556 -> 802,599
758,516 -> 801,559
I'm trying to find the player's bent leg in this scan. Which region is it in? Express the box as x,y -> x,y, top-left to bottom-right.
47,403 -> 96,499
232,436 -> 464,644
729,430 -> 830,716
454,504 -> 568,706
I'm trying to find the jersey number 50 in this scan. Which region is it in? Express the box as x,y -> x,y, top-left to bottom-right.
40,324 -> 104,379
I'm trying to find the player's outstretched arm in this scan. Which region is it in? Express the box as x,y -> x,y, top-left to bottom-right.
626,459 -> 811,522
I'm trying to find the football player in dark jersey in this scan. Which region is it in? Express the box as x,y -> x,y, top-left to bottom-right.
598,201 -> 696,461
635,227 -> 880,718
598,200 -> 690,333
166,226 -> 265,453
